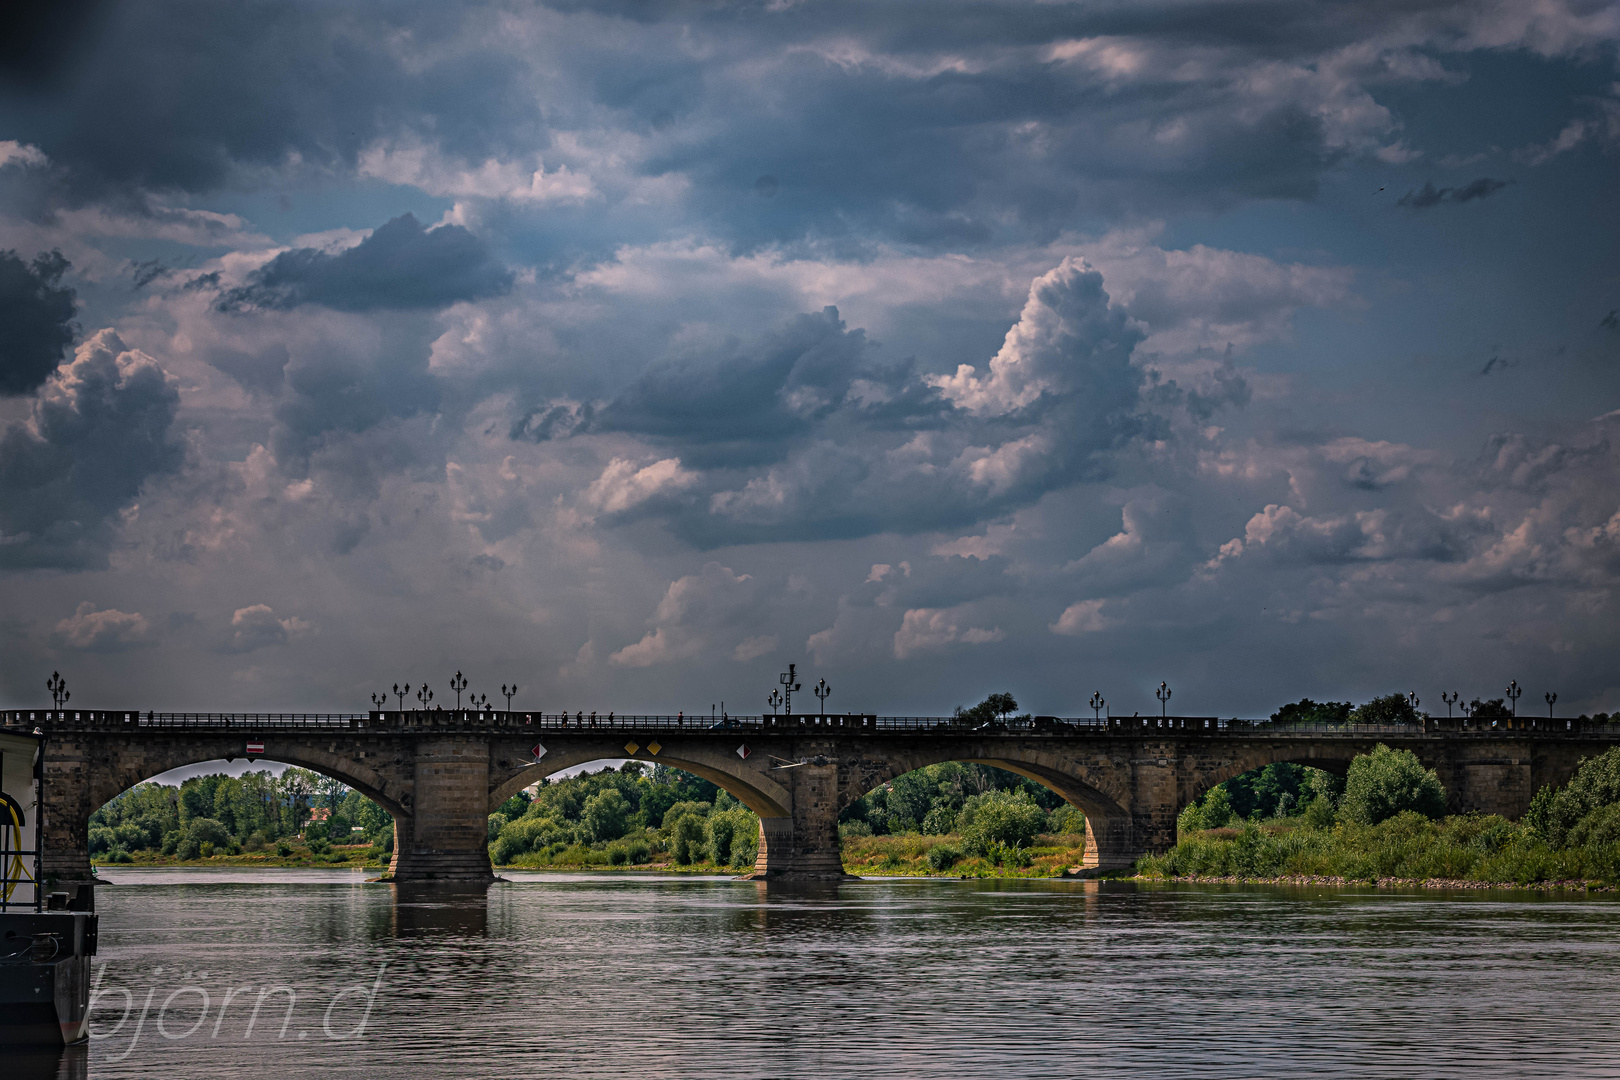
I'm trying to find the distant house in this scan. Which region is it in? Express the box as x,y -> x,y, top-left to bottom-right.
309,807 -> 331,823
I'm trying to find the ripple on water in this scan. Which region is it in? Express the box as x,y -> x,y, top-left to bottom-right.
62,871 -> 1620,1079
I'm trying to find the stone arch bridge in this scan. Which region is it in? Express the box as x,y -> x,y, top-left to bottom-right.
10,708 -> 1618,893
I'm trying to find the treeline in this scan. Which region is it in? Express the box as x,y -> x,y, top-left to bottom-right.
840,693 -> 1086,841
1148,739 -> 1620,885
488,762 -> 762,869
90,768 -> 394,863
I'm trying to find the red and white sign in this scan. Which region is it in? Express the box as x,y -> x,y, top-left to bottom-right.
532,742 -> 548,760
246,741 -> 264,756
736,744 -> 751,759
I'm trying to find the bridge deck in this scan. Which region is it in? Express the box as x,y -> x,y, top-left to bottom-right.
3,708 -> 1615,739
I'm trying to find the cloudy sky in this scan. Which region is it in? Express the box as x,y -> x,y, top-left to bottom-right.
1,0 -> 1617,719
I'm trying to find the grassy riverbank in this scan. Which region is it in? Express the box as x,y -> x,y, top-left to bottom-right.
94,842 -> 385,869
1137,811 -> 1620,888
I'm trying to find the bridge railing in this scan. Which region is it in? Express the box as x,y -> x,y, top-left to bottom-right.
2,709 -> 1616,737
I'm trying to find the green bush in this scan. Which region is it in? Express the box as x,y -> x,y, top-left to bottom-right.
925,844 -> 962,871
199,841 -> 216,858
838,820 -> 873,839
1047,805 -> 1086,834
161,830 -> 181,856
1302,794 -> 1337,829
106,846 -> 134,864
608,844 -> 630,865
1341,744 -> 1446,825
669,812 -> 707,865
707,806 -> 758,866
1525,748 -> 1620,848
960,790 -> 1046,854
921,806 -> 957,834
275,840 -> 293,857
88,826 -> 116,855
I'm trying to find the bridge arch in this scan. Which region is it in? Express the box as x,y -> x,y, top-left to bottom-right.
87,737 -> 408,822
836,743 -> 1137,870
487,747 -> 791,818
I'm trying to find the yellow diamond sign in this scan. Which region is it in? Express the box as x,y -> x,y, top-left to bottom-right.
647,740 -> 662,756
624,741 -> 640,755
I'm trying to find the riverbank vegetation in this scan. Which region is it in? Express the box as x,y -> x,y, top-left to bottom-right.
488,761 -> 763,872
90,767 -> 394,868
1143,729 -> 1620,887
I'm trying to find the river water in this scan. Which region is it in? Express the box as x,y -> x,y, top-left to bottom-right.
30,868 -> 1620,1078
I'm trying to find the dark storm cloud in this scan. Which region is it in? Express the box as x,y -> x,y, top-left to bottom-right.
0,3 -> 534,203
516,306 -> 948,466
0,330 -> 182,568
0,0 -> 1514,250
217,214 -> 512,313
547,259 -> 1185,546
0,249 -> 76,396
0,0 -> 110,89
1397,177 -> 1512,209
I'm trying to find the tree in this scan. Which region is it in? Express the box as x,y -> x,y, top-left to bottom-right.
953,692 -> 1020,726
1340,744 -> 1447,825
1270,699 -> 1352,726
581,789 -> 630,844
177,817 -> 230,860
1350,694 -> 1423,725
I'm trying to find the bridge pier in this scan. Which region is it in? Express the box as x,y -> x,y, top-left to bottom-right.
749,762 -> 849,880
387,738 -> 495,883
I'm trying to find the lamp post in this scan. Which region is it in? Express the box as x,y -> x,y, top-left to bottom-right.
471,692 -> 488,713
1546,692 -> 1557,718
1089,692 -> 1105,721
1407,691 -> 1420,716
371,692 -> 386,711
1506,680 -> 1521,717
814,678 -> 831,715
779,664 -> 802,715
47,671 -> 69,709
450,671 -> 468,709
394,683 -> 410,710
417,684 -> 434,709
1156,681 -> 1172,718
1441,691 -> 1458,718
502,684 -> 517,711
768,688 -> 782,716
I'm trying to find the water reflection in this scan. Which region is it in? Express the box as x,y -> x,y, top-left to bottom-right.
81,869 -> 1620,1079
387,884 -> 490,939
9,1045 -> 87,1080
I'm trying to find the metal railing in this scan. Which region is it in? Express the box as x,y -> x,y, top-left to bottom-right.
3,709 -> 1617,738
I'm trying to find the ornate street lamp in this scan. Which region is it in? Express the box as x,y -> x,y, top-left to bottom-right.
450,671 -> 469,709
814,678 -> 831,715
47,671 -> 69,709
1546,692 -> 1557,718
371,692 -> 387,710
1506,680 -> 1522,717
1407,691 -> 1421,716
1441,691 -> 1459,718
394,683 -> 410,710
471,692 -> 488,713
779,663 -> 802,714
1089,692 -> 1105,721
768,688 -> 782,716
1156,681 -> 1172,718
417,684 -> 434,710
502,684 -> 517,711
